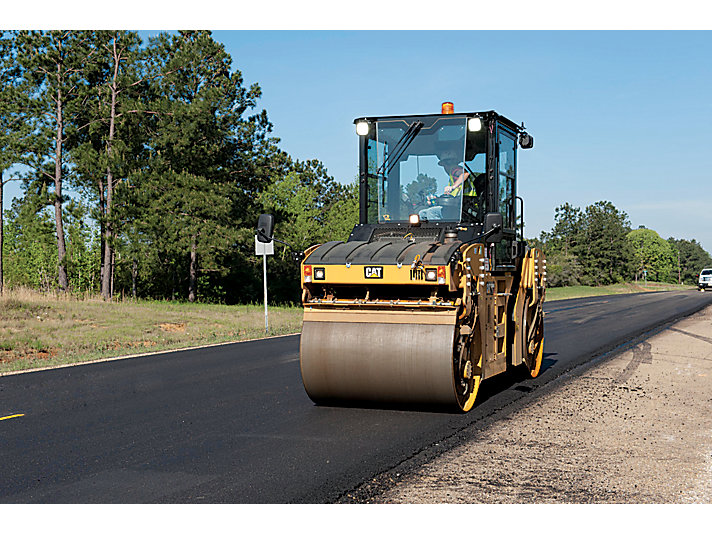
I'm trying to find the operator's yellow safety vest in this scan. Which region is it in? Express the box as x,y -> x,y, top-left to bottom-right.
448,168 -> 477,197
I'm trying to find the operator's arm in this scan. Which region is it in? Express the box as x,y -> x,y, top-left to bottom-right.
444,167 -> 469,195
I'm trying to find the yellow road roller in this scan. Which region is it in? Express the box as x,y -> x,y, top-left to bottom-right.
299,103 -> 546,412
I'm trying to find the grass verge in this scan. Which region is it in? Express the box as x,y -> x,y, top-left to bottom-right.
0,287 -> 302,375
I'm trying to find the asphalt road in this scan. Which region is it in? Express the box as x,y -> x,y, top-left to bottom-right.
1,290 -> 711,503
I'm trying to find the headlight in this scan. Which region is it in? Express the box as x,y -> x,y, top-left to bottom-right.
314,267 -> 325,280
356,121 -> 370,136
425,269 -> 437,281
468,117 -> 482,132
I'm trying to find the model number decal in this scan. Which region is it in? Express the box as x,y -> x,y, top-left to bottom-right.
364,266 -> 383,279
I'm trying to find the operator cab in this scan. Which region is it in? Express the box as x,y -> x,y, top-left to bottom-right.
353,103 -> 533,267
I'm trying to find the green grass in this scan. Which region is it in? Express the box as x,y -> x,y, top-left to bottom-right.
0,287 -> 302,375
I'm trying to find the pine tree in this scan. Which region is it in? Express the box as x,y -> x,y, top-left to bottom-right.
136,30 -> 268,302
71,30 -> 145,299
15,30 -> 95,292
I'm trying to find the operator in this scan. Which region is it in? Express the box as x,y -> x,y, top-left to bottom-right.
439,148 -> 484,222
418,149 -> 479,221
439,149 -> 475,197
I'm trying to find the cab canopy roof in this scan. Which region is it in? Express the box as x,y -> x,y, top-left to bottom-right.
353,110 -> 524,133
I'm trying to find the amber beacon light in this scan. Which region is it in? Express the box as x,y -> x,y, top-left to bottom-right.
441,101 -> 454,114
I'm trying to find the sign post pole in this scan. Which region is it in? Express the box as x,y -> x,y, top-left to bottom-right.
255,235 -> 274,335
263,252 -> 268,334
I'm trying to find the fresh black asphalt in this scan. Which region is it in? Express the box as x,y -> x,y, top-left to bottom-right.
1,290 -> 710,503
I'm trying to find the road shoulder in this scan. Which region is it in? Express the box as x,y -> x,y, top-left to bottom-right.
370,304 -> 712,503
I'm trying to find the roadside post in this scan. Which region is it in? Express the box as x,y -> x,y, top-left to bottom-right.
254,214 -> 304,336
255,214 -> 275,334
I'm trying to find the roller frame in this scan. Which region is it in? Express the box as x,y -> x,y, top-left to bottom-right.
298,241 -> 546,412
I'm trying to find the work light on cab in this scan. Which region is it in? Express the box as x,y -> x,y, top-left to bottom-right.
468,117 -> 482,132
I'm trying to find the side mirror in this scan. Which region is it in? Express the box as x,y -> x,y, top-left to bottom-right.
256,213 -> 275,243
484,212 -> 503,243
519,133 -> 534,149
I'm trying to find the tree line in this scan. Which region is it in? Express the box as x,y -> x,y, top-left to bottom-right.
0,30 -> 356,303
533,201 -> 712,287
2,31 -> 709,303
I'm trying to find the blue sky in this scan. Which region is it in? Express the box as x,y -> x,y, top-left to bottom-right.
212,30 -> 712,253
4,29 -> 712,254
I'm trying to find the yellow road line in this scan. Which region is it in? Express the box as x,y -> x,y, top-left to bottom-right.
0,414 -> 25,421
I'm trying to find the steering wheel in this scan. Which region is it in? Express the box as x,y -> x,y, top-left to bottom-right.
435,194 -> 459,207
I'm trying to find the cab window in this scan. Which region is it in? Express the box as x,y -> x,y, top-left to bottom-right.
498,127 -> 516,228
495,125 -> 517,266
461,127 -> 487,224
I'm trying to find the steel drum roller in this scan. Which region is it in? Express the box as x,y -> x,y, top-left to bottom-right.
300,315 -> 460,407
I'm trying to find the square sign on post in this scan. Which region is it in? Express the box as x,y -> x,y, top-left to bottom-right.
255,236 -> 274,256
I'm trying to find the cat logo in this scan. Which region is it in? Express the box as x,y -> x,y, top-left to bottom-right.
364,266 -> 383,279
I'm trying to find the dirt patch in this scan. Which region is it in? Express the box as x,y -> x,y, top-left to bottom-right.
158,322 -> 186,333
0,347 -> 59,364
368,305 -> 712,504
